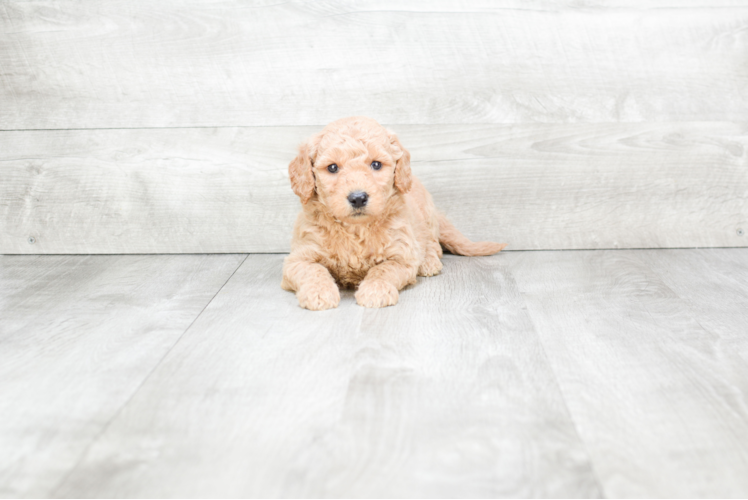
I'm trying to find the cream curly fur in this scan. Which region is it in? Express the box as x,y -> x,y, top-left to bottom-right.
282,116 -> 507,310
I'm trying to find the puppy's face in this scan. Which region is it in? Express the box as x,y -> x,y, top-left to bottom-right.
313,132 -> 396,222
289,117 -> 412,223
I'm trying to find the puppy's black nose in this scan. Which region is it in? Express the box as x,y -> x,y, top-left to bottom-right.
347,191 -> 368,208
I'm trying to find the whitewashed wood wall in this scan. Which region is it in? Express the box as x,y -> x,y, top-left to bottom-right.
1,0 -> 747,253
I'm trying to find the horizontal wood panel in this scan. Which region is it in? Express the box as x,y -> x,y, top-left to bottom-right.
2,1 -> 748,129
1,122 -> 746,253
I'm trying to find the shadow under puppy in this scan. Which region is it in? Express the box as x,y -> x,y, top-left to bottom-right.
282,116 -> 507,310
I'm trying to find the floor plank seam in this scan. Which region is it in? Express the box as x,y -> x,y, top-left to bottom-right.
511,282 -> 608,498
46,253 -> 250,497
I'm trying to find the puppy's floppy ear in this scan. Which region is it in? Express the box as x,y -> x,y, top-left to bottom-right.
289,134 -> 321,204
388,130 -> 412,193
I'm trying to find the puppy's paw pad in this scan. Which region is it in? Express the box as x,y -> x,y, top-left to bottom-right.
418,256 -> 443,277
355,279 -> 398,308
297,282 -> 341,311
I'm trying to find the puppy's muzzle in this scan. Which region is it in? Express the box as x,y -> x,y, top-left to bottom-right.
347,191 -> 368,208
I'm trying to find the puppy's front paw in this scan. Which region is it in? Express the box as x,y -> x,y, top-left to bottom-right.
418,255 -> 443,277
355,279 -> 399,308
297,281 -> 340,311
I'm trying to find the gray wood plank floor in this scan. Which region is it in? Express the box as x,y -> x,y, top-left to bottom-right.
504,250 -> 748,497
1,249 -> 747,497
0,254 -> 246,498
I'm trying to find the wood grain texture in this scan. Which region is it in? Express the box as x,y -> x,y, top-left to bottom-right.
53,254 -> 600,498
1,122 -> 745,253
0,254 -> 244,498
2,1 -> 748,129
642,249 -> 748,346
505,249 -> 748,497
2,250 -> 748,497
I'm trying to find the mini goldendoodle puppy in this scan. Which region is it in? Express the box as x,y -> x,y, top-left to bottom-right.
282,116 -> 507,310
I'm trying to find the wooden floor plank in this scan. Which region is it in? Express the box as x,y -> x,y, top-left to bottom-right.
2,122 -> 746,254
641,248 -> 748,347
53,255 -> 600,498
505,249 -> 748,497
0,254 -> 245,498
5,250 -> 747,497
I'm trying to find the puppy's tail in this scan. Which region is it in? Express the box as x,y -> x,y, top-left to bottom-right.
438,213 -> 507,256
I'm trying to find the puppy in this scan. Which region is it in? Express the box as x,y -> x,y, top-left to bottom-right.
282,116 -> 507,310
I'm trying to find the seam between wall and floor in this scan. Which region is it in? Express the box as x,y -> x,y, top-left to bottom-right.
3,246 -> 747,257
48,253 -> 249,496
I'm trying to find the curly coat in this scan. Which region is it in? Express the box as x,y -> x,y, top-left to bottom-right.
282,116 -> 506,310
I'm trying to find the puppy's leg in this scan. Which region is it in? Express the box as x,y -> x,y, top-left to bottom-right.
282,257 -> 340,311
418,240 -> 443,277
355,260 -> 417,308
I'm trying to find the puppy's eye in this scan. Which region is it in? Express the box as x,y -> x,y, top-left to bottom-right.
371,161 -> 382,170
327,164 -> 338,173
